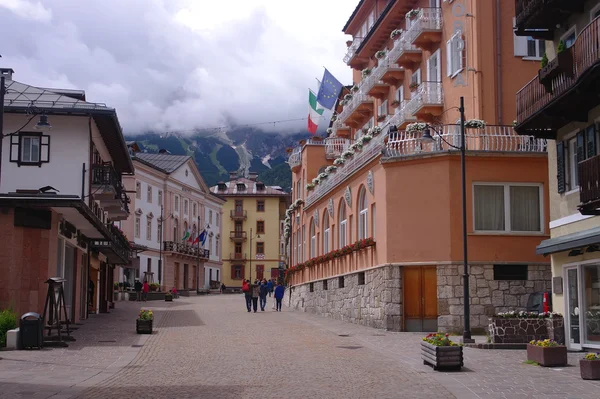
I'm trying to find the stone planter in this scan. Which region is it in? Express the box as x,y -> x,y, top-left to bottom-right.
421,341 -> 463,371
136,319 -> 153,334
165,294 -> 173,302
526,344 -> 567,367
580,360 -> 600,380
488,317 -> 565,344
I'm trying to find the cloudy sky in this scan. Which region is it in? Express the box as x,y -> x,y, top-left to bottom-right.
0,0 -> 357,135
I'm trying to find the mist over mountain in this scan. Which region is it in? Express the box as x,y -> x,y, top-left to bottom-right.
125,127 -> 314,191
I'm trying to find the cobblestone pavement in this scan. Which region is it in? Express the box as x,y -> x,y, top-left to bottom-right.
1,295 -> 600,399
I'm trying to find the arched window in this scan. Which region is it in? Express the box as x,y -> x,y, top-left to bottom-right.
183,221 -> 188,239
310,218 -> 316,258
358,187 -> 368,239
323,212 -> 330,254
339,202 -> 347,248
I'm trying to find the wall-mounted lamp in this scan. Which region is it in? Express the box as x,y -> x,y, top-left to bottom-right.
35,114 -> 52,131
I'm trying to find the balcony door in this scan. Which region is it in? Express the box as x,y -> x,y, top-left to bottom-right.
235,200 -> 243,214
427,50 -> 441,83
565,266 -> 582,350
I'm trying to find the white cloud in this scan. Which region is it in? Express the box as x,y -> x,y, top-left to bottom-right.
0,0 -> 356,135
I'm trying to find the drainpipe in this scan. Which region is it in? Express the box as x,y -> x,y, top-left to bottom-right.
85,116 -> 93,319
496,0 -> 503,124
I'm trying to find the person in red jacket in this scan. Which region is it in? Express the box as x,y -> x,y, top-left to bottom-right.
241,279 -> 251,312
142,281 -> 149,302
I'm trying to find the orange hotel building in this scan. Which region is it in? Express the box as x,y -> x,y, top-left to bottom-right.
285,0 -> 553,332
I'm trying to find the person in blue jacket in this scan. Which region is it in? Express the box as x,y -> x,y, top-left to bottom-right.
266,279 -> 274,297
259,279 -> 269,311
274,282 -> 285,312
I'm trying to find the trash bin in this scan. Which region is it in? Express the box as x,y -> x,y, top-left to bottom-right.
20,312 -> 43,349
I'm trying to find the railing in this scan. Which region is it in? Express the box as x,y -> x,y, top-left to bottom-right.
230,252 -> 247,261
516,17 -> 600,125
579,155 -> 600,208
163,241 -> 210,258
405,7 -> 443,44
230,209 -> 247,219
362,56 -> 395,95
91,163 -> 129,213
330,120 -> 350,137
306,131 -> 387,207
388,35 -> 421,63
384,125 -> 547,158
338,92 -> 371,124
288,147 -> 302,169
406,81 -> 443,116
92,223 -> 131,264
388,100 -> 416,128
343,37 -> 363,64
325,137 -> 351,159
229,231 -> 247,240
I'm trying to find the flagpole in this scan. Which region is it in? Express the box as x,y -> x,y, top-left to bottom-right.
159,205 -> 163,286
197,216 -> 200,291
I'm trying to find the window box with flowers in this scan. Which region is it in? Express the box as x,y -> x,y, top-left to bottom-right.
377,115 -> 387,122
351,85 -> 359,92
361,68 -> 372,78
333,158 -> 345,166
343,93 -> 353,102
325,165 -> 337,174
390,29 -> 403,40
421,333 -> 463,371
406,9 -> 421,19
464,119 -> 486,129
527,339 -> 567,367
136,309 -> 154,334
406,122 -> 428,133
349,142 -> 363,153
306,183 -> 315,191
409,82 -> 419,92
391,100 -> 400,108
369,126 -> 383,136
342,150 -> 354,160
375,50 -> 387,59
581,353 -> 600,380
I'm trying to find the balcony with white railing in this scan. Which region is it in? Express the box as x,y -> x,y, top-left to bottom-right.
306,131 -> 387,207
288,147 -> 302,170
388,35 -> 422,69
343,37 -> 363,65
405,8 -> 443,49
330,119 -> 351,137
325,137 -> 352,160
338,91 -> 373,125
383,125 -> 548,159
388,100 -> 417,129
406,81 -> 443,118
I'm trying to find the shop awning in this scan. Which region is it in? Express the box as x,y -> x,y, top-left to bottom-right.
536,226 -> 600,255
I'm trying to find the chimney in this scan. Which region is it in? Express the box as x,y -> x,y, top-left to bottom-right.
228,171 -> 238,180
248,172 -> 258,181
0,68 -> 14,81
158,149 -> 171,154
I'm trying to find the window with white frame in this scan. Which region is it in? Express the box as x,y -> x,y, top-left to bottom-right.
135,217 -> 140,238
358,187 -> 368,239
216,213 -> 219,226
395,86 -> 404,104
446,31 -> 464,77
146,218 -> 152,240
473,184 -> 542,233
561,26 -> 576,49
323,212 -> 330,254
411,69 -> 421,85
427,49 -> 441,82
371,203 -> 376,240
339,203 -> 347,248
175,196 -> 179,212
10,133 -> 50,166
559,124 -> 599,193
378,99 -> 388,117
310,219 -> 316,258
209,236 -> 213,253
147,185 -> 152,203
513,18 -> 546,59
136,182 -> 141,199
20,135 -> 40,163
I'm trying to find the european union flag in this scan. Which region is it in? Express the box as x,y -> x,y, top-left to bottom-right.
316,68 -> 344,110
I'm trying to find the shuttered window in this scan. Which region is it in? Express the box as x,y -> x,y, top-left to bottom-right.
556,142 -> 566,193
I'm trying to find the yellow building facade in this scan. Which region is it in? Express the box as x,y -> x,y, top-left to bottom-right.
210,172 -> 289,289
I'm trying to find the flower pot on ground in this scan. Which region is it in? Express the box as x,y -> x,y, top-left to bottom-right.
580,353 -> 600,380
421,333 -> 463,371
164,293 -> 173,302
527,340 -> 567,367
136,309 -> 154,334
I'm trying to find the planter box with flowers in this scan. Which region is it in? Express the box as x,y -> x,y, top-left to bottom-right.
391,100 -> 400,108
406,122 -> 428,134
149,283 -> 160,292
421,333 -> 463,371
164,293 -> 173,302
406,8 -> 421,19
581,353 -> 600,380
351,85 -> 359,92
527,339 -> 567,367
375,50 -> 387,60
325,165 -> 337,174
136,309 -> 154,334
369,126 -> 383,136
361,68 -> 372,78
390,29 -> 403,40
409,82 -> 419,92
464,119 -> 486,129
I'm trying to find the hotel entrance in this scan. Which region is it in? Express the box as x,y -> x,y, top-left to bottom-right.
564,262 -> 600,350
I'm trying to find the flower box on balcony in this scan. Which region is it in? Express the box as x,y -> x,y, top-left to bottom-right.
538,50 -> 573,93
527,342 -> 567,367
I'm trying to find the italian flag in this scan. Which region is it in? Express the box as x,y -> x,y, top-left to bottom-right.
308,89 -> 324,134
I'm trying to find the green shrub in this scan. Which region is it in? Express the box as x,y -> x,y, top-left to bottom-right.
541,53 -> 548,68
0,309 -> 18,347
557,40 -> 566,54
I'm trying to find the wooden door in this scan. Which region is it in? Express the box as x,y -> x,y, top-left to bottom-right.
183,264 -> 189,289
403,266 -> 438,332
174,262 -> 180,290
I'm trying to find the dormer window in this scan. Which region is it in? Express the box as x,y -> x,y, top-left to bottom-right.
256,182 -> 265,191
237,183 -> 246,191
217,182 -> 226,191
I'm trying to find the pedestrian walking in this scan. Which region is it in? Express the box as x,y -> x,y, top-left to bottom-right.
242,279 -> 251,312
274,282 -> 285,312
259,279 -> 269,311
266,279 -> 273,297
134,279 -> 142,302
251,282 -> 260,312
220,283 -> 226,294
142,280 -> 149,302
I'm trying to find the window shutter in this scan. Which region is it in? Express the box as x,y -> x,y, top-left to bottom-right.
513,18 -> 528,56
40,135 -> 50,163
230,264 -> 236,279
586,124 -> 597,158
446,40 -> 452,76
576,131 -> 586,163
10,135 -> 19,162
556,142 -> 566,193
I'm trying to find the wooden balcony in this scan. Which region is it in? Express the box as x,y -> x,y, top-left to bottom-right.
514,0 -> 585,39
230,209 -> 247,221
230,252 -> 247,262
229,231 -> 247,241
578,155 -> 600,216
91,163 -> 130,219
515,17 -> 600,139
405,8 -> 443,51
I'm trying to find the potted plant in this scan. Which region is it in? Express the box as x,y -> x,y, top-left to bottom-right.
331,114 -> 337,122
165,292 -> 173,302
375,50 -> 387,59
390,29 -> 403,40
150,282 -> 160,292
333,158 -> 345,166
325,165 -> 337,174
409,82 -> 419,92
306,183 -> 315,191
351,85 -> 359,92
136,309 -> 154,334
406,122 -> 428,133
406,9 -> 421,19
391,100 -> 400,108
312,136 -> 323,142
361,68 -> 372,78
285,147 -> 294,154
326,128 -> 333,135
421,333 -> 463,371
344,93 -> 353,102
299,139 -> 307,146
538,40 -> 574,93
527,339 -> 568,367
370,126 -> 382,136
581,353 -> 600,380
464,119 -> 486,129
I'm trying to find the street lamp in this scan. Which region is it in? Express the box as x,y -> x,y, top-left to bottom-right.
248,227 -> 261,283
420,96 -> 473,343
